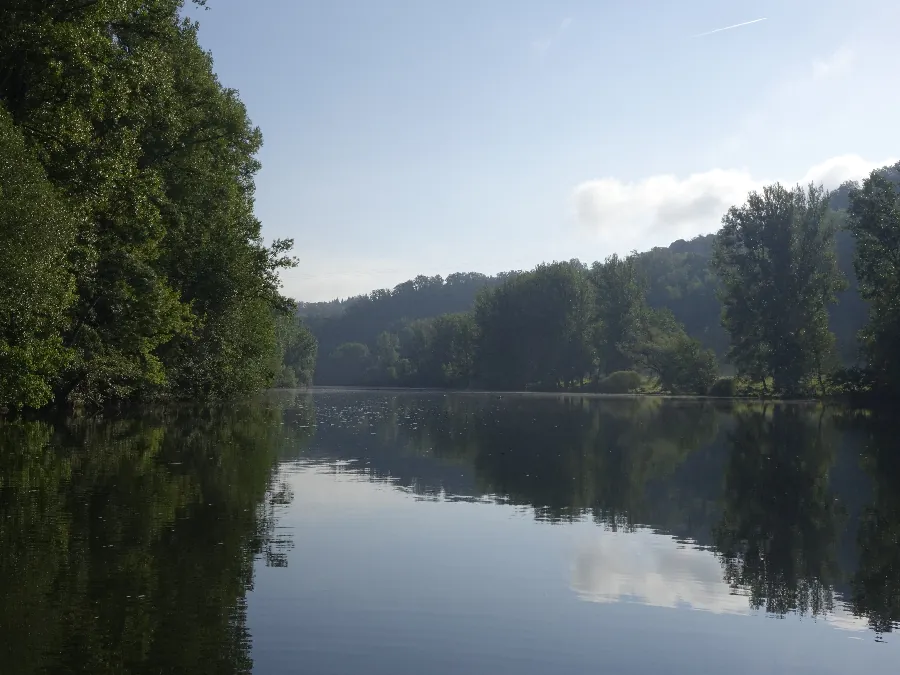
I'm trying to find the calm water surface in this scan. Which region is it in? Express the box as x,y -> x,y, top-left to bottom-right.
2,392 -> 899,674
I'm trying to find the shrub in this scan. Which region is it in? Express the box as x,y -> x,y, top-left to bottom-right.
708,377 -> 737,397
596,370 -> 643,394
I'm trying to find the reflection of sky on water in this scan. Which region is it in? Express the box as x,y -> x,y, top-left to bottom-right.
248,460 -> 897,675
277,461 -> 873,635
569,527 -> 869,633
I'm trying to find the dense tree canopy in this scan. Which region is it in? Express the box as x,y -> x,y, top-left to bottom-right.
847,163 -> 900,397
474,261 -> 597,390
712,184 -> 844,396
0,0 -> 315,409
0,107 -> 76,409
311,257 -> 709,394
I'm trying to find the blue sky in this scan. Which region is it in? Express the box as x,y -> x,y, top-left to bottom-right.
189,0 -> 898,301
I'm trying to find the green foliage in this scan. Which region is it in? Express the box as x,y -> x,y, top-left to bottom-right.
0,107 -> 76,409
475,261 -> 596,390
634,327 -> 719,395
636,236 -> 730,357
307,272 -> 506,382
712,183 -> 844,397
322,342 -> 372,386
590,254 -> 647,374
708,377 -> 737,397
0,1 -> 312,407
400,313 -> 477,388
305,256 -> 714,394
595,370 -> 643,394
847,163 -> 900,397
273,312 -> 318,388
293,166 -> 900,400
369,331 -> 403,384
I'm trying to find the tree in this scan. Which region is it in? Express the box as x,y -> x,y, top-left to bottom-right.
399,313 -> 477,388
274,313 -> 318,388
0,107 -> 76,409
590,254 -> 647,376
324,343 -> 371,385
0,0 -> 306,407
305,272 -> 504,380
637,235 -> 730,358
631,310 -> 718,395
474,261 -> 596,390
712,183 -> 844,396
370,331 -> 403,383
847,163 -> 900,396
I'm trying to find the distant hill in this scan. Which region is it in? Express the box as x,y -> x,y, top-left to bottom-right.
635,234 -> 729,358
302,272 -> 511,374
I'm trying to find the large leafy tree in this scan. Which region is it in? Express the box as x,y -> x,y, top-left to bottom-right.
474,261 -> 596,390
590,254 -> 647,375
0,0 -> 305,407
1,0 -> 195,403
847,163 -> 900,396
0,107 -> 76,409
712,183 -> 844,396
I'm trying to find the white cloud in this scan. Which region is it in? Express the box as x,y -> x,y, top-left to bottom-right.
800,154 -> 895,189
572,154 -> 895,249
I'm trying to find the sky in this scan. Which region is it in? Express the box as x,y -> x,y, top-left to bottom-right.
187,0 -> 899,301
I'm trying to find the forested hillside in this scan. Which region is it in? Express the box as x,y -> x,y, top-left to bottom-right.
0,0 -> 316,410
306,272 -> 510,379
304,232 -> 855,382
304,165 -> 900,399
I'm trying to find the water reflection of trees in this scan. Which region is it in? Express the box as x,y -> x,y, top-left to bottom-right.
842,410 -> 900,636
292,393 -> 900,635
713,405 -> 842,619
0,395 -> 316,675
312,395 -> 723,530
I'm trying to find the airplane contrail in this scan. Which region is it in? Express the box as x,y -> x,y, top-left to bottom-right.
692,17 -> 767,38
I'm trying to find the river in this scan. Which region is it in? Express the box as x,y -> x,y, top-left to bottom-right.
1,391 -> 897,673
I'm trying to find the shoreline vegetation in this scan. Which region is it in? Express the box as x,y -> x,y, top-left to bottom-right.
2,2 -> 899,413
300,384 -> 847,406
